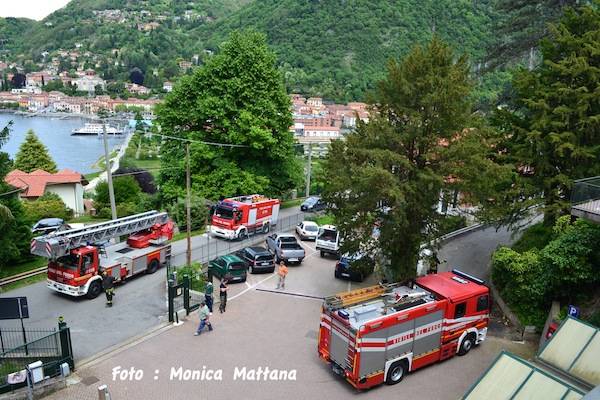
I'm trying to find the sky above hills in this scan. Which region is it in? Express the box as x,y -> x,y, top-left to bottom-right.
0,0 -> 71,20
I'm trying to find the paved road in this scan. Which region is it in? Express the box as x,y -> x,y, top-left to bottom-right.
46,247 -> 535,400
0,212 -> 531,362
0,207 -> 304,361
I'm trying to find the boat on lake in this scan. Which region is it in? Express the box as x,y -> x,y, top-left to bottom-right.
71,123 -> 124,136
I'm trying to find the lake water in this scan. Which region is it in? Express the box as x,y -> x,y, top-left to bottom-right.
0,113 -> 127,174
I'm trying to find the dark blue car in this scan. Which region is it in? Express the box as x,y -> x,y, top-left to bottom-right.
334,253 -> 374,282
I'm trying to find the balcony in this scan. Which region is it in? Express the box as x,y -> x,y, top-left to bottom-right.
571,177 -> 600,224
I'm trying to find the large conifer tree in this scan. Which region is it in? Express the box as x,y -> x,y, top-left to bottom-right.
14,129 -> 58,173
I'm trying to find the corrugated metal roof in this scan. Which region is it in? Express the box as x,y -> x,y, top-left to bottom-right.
463,352 -> 585,400
539,317 -> 600,387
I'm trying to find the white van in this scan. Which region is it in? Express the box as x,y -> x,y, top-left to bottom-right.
316,225 -> 340,257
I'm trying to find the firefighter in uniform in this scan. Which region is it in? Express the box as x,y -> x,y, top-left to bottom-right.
102,270 -> 116,307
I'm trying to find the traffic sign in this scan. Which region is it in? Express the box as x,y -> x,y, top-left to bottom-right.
567,305 -> 580,318
0,297 -> 29,320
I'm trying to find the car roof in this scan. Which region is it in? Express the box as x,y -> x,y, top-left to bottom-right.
302,220 -> 318,226
221,254 -> 244,263
35,218 -> 64,226
247,246 -> 269,254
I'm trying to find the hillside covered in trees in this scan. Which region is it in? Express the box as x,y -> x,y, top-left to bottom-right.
0,0 -> 498,101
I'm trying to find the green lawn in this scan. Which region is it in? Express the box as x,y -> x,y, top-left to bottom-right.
0,273 -> 47,293
308,214 -> 334,226
171,228 -> 206,242
281,198 -> 305,209
0,257 -> 47,279
68,215 -> 109,224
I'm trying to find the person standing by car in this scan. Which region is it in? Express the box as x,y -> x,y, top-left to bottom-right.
102,270 -> 116,307
275,261 -> 288,290
194,299 -> 213,336
219,277 -> 228,313
205,280 -> 214,313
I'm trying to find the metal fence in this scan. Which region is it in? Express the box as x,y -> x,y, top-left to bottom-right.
0,328 -> 57,354
571,177 -> 600,223
170,212 -> 306,266
0,323 -> 73,394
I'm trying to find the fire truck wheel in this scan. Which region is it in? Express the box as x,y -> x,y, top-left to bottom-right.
238,230 -> 248,240
147,259 -> 160,274
86,280 -> 102,299
385,360 -> 407,385
458,333 -> 476,356
262,223 -> 270,234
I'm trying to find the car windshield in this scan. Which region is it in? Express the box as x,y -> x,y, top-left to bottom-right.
280,236 -> 296,243
304,225 -> 318,232
215,206 -> 234,220
56,254 -> 79,270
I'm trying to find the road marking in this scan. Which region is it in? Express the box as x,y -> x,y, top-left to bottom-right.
347,280 -> 351,292
229,273 -> 276,301
245,281 -> 252,289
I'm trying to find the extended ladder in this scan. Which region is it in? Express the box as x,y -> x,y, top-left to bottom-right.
31,211 -> 169,259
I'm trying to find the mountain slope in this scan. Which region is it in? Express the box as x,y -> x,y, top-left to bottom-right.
192,0 -> 496,101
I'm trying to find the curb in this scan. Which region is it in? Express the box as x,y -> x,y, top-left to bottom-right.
76,322 -> 172,371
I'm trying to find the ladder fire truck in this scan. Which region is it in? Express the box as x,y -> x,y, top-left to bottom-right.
211,195 -> 280,240
31,211 -> 174,299
318,270 -> 490,389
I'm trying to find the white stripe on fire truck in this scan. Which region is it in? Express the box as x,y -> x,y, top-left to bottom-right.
320,321 -> 331,330
358,320 -> 444,352
331,327 -> 350,343
442,314 -> 488,331
321,314 -> 332,322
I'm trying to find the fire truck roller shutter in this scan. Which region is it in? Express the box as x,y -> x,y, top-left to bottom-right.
271,204 -> 280,224
412,310 -> 444,358
358,323 -> 390,378
249,208 -> 257,226
329,318 -> 352,370
384,319 -> 416,365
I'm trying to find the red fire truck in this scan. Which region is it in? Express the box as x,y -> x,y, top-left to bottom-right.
211,195 -> 280,240
31,211 -> 174,299
318,270 -> 490,389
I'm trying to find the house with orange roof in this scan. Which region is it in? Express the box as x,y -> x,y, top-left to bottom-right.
4,169 -> 88,216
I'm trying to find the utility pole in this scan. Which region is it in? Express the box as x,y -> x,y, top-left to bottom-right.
186,143 -> 192,266
100,110 -> 117,220
305,143 -> 312,198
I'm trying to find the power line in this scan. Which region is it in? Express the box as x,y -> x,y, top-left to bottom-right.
152,132 -> 250,148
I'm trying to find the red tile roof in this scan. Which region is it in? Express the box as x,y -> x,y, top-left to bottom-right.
4,169 -> 87,198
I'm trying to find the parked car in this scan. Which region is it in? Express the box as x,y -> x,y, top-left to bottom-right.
300,196 -> 326,212
235,246 -> 275,274
334,252 -> 375,282
295,221 -> 319,240
316,225 -> 340,258
31,218 -> 71,235
208,254 -> 248,283
265,233 -> 305,264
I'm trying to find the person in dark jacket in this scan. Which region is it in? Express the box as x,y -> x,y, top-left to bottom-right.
102,270 -> 116,307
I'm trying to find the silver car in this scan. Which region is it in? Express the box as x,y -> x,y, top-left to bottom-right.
296,221 -> 319,240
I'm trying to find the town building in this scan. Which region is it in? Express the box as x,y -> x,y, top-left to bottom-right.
73,75 -> 105,92
163,81 -> 173,92
4,169 -> 88,216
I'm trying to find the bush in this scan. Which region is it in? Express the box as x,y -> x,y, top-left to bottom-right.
512,223 -> 555,253
22,192 -> 73,223
94,176 -> 142,211
114,167 -> 157,194
175,263 -> 206,292
437,215 -> 467,236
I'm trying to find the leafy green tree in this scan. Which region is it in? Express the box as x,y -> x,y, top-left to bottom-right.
14,130 -> 58,173
157,30 -> 301,202
487,0 -> 582,69
491,4 -> 600,226
322,37 -> 505,281
0,121 -> 31,269
94,176 -> 142,210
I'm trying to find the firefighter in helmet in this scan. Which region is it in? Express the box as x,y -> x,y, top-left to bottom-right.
102,270 -> 116,307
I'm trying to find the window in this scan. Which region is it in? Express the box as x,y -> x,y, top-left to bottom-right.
454,302 -> 466,319
477,295 -> 489,312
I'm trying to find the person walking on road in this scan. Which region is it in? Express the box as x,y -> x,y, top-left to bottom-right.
194,299 -> 213,336
102,270 -> 116,307
275,261 -> 288,290
219,277 -> 228,313
205,280 -> 214,313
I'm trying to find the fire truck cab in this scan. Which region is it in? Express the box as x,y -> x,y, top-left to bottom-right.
211,195 -> 280,240
318,270 -> 490,389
